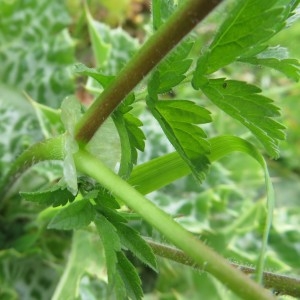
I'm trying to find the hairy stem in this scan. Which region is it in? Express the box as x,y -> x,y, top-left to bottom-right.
75,0 -> 222,144
146,239 -> 300,298
74,149 -> 275,300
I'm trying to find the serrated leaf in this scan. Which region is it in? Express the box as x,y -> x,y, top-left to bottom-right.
193,0 -> 294,81
116,251 -> 143,300
147,73 -> 211,181
48,200 -> 95,230
157,40 -> 193,93
0,0 -> 74,107
113,107 -> 145,178
201,79 -> 286,158
239,46 -> 300,81
94,215 -> 123,297
114,222 -> 157,272
20,184 -> 76,207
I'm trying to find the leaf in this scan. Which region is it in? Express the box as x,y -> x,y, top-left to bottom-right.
113,94 -> 146,178
20,184 -> 76,207
114,222 -> 158,272
0,0 -> 74,107
152,0 -> 176,30
192,0 -> 294,82
239,46 -> 300,81
86,13 -> 139,74
116,251 -> 143,300
94,215 -> 124,297
85,6 -> 111,68
147,73 -> 212,181
73,63 -> 115,88
157,40 -> 193,93
48,200 -> 96,230
201,79 -> 285,158
52,229 -> 107,300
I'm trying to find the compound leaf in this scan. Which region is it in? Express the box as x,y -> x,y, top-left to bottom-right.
193,0 -> 295,84
201,79 -> 285,158
48,199 -> 95,230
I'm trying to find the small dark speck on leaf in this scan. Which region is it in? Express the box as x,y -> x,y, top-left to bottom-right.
223,82 -> 227,88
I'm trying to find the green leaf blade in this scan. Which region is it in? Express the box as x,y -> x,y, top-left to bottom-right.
114,222 -> 158,272
193,0 -> 294,80
116,251 -> 143,300
201,79 -> 286,158
48,200 -> 95,230
147,94 -> 211,181
20,185 -> 76,207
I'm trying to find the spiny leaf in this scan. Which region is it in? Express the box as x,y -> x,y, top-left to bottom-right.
20,184 -> 76,207
116,251 -> 143,300
48,200 -> 96,230
200,79 -> 286,158
147,73 -> 211,181
114,222 -> 158,272
193,0 -> 294,83
239,46 -> 300,81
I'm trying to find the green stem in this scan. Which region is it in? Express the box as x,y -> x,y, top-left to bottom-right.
74,149 -> 275,300
146,239 -> 300,298
75,0 -> 222,144
0,136 -> 64,206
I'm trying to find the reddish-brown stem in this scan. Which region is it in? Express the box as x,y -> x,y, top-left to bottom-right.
75,0 -> 222,144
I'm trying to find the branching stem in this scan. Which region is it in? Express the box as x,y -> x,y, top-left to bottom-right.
74,150 -> 275,300
75,0 -> 222,144
146,239 -> 300,298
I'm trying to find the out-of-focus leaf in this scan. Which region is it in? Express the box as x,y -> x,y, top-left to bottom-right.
86,14 -> 139,74
52,229 -> 106,300
0,0 -> 75,107
239,46 -> 300,81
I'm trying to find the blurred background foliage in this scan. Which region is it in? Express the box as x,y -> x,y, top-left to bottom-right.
0,0 -> 299,299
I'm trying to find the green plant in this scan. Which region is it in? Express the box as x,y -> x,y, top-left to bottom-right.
1,0 -> 300,299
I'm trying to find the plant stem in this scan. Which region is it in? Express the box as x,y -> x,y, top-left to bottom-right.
74,149 -> 275,300
0,136 -> 64,206
75,0 -> 222,144
146,239 -> 300,298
